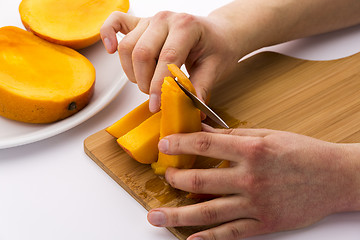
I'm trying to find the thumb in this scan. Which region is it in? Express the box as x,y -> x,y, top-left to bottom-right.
100,11 -> 141,53
188,61 -> 217,104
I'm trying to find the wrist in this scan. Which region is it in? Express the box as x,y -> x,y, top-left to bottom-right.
336,143 -> 360,212
208,0 -> 282,58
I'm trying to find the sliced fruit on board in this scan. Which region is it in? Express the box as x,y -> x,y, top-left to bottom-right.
151,76 -> 201,175
117,111 -> 162,164
106,100 -> 154,138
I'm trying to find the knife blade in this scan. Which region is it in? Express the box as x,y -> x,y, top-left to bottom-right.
173,78 -> 230,129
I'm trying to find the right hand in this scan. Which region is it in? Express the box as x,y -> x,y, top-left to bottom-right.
100,11 -> 242,112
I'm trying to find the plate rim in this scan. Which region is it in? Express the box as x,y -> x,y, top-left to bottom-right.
0,73 -> 128,149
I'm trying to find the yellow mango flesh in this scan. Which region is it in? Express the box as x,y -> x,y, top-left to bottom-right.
0,26 -> 95,123
167,64 -> 197,95
106,100 -> 154,138
117,112 -> 161,164
151,76 -> 201,175
19,0 -> 130,49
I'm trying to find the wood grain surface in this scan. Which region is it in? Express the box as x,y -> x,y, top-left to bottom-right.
84,51 -> 360,239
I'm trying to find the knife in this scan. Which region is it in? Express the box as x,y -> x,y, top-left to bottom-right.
173,78 -> 230,129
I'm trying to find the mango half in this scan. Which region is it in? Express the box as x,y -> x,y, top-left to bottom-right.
19,0 -> 130,49
0,26 -> 95,123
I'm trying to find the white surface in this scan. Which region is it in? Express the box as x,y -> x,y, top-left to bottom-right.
1,1 -> 360,240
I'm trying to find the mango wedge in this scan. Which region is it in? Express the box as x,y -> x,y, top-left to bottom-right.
117,111 -> 161,164
151,76 -> 201,175
106,100 -> 154,138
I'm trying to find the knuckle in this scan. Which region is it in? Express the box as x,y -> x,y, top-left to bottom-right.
174,13 -> 198,28
223,128 -> 238,135
194,133 -> 212,153
229,225 -> 243,239
170,137 -> 181,153
242,173 -> 256,188
99,25 -> 107,36
246,138 -> 267,160
110,11 -> 122,18
132,46 -> 153,63
117,38 -> 134,55
196,86 -> 209,102
165,170 -> 176,188
137,82 -> 150,94
159,47 -> 178,63
205,230 -> 217,240
200,204 -> 218,224
168,210 -> 180,226
189,172 -> 205,192
153,10 -> 173,21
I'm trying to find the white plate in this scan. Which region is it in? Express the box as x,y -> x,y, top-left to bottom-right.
0,2 -> 128,149
0,38 -> 128,149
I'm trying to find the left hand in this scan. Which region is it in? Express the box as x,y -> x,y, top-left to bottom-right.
147,124 -> 360,240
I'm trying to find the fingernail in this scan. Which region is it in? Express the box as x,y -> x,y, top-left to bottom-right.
158,138 -> 169,153
149,94 -> 160,112
103,37 -> 111,52
148,210 -> 166,226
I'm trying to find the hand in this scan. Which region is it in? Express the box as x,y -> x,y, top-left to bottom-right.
147,124 -> 360,240
100,11 -> 242,112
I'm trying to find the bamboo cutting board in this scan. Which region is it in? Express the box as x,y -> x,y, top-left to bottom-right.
84,51 -> 360,239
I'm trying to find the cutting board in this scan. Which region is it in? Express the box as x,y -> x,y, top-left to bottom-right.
84,51 -> 360,239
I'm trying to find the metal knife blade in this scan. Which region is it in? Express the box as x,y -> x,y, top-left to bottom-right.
173,78 -> 230,129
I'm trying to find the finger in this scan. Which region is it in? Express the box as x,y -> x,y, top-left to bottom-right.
118,19 -> 150,83
148,13 -> 202,112
158,131 -> 263,162
165,167 -> 242,194
189,218 -> 264,240
147,195 -> 253,227
131,13 -> 170,94
187,58 -> 218,103
100,11 -> 140,53
202,123 -> 276,137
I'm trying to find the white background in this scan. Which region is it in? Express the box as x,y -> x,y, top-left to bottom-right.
1,0 -> 360,239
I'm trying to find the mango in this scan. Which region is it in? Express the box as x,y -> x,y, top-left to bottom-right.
19,0 -> 130,49
117,112 -> 161,164
107,64 -> 201,174
0,26 -> 95,123
151,76 -> 201,175
106,100 -> 154,138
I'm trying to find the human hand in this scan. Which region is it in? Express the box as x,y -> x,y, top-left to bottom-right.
147,124 -> 360,240
100,11 -> 242,112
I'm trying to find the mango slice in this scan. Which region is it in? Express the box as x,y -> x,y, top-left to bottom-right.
107,64 -> 201,173
106,100 -> 154,138
167,64 -> 197,95
19,0 -> 130,49
151,76 -> 201,175
0,26 -> 95,123
117,112 -> 161,164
